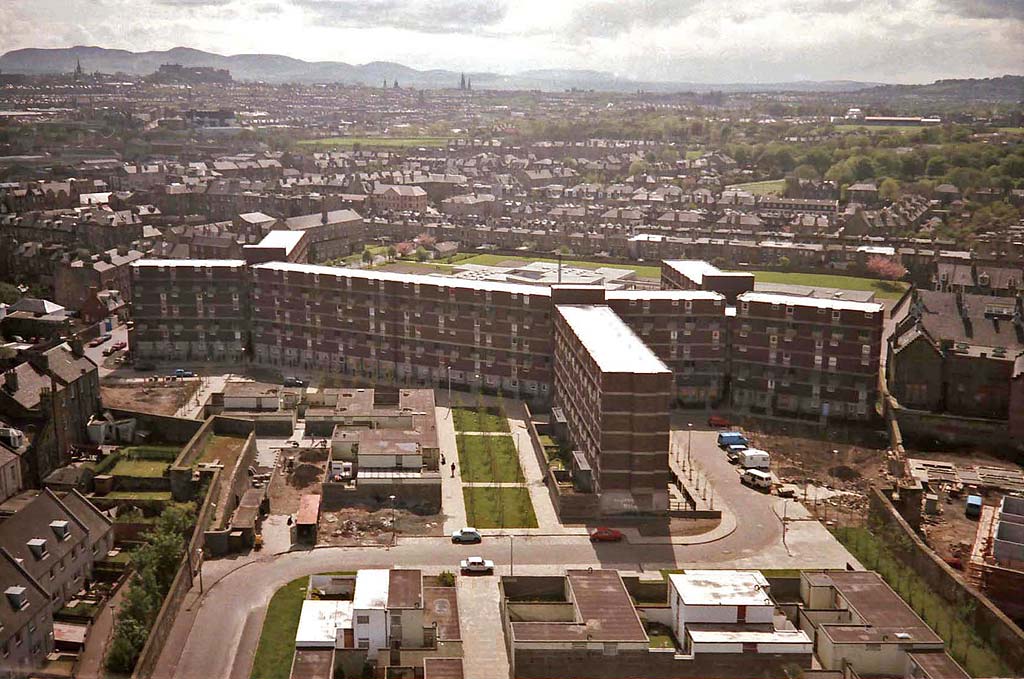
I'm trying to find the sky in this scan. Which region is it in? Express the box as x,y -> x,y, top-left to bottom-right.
0,0 -> 1021,83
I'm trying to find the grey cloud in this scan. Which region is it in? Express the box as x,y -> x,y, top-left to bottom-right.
567,0 -> 703,37
937,0 -> 1024,20
291,0 -> 507,34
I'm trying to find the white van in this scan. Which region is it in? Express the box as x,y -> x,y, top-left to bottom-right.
741,468 -> 773,491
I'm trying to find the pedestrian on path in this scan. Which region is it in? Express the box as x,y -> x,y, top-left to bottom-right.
450,461 -> 456,478
440,453 -> 446,466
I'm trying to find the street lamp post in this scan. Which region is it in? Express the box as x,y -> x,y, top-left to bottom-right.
509,534 -> 514,577
686,423 -> 693,469
389,494 -> 397,546
446,365 -> 452,417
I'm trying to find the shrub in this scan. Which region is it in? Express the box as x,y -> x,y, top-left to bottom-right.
438,570 -> 456,587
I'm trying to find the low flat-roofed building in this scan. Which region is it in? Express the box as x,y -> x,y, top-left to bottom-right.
243,229 -> 310,265
507,569 -> 812,679
798,570 -> 956,677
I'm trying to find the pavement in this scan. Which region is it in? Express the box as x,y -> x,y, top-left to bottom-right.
457,576 -> 511,679
174,374 -> 229,419
437,406 -> 468,533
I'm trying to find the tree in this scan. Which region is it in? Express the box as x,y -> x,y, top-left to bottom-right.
386,245 -> 397,261
628,160 -> 649,176
866,255 -> 908,280
0,282 -> 22,305
415,246 -> 429,262
879,178 -> 902,202
361,249 -> 373,265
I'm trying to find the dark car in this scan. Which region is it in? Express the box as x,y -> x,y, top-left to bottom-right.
284,377 -> 306,388
707,415 -> 733,428
589,527 -> 625,543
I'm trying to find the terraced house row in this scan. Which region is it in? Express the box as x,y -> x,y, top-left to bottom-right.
128,257 -> 883,423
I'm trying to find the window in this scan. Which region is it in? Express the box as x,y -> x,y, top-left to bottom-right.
357,638 -> 370,649
356,615 -> 370,625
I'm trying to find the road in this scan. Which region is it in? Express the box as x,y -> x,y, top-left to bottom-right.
156,424 -> 858,679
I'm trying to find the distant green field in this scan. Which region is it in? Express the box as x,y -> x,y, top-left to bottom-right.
995,127 -> 1024,134
724,179 -> 786,196
297,136 -> 451,149
833,124 -> 930,133
685,150 -> 703,160
446,254 -> 663,279
739,270 -> 908,300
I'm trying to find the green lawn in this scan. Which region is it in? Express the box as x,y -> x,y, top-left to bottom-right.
685,150 -> 703,160
452,406 -> 509,433
445,254 -> 662,280
100,491 -> 173,501
995,127 -> 1024,134
110,459 -> 169,478
646,623 -> 677,649
457,434 -> 522,483
121,445 -> 181,460
833,124 -> 932,132
837,526 -> 1009,677
463,486 -> 538,529
297,136 -> 451,149
725,179 -> 787,196
251,577 -> 308,679
737,270 -> 909,300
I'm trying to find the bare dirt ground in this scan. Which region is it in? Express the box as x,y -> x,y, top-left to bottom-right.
268,450 -> 325,516
318,507 -> 444,546
100,381 -> 198,416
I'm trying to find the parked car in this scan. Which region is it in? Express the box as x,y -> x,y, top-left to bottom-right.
101,345 -> 117,356
741,468 -> 773,491
588,527 -> 624,543
717,431 -> 749,449
707,415 -> 733,428
172,368 -> 196,378
460,556 -> 494,574
283,377 -> 305,387
451,527 -> 482,544
112,341 -> 127,351
88,334 -> 111,348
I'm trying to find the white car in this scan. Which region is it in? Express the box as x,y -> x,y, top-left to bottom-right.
451,527 -> 482,544
460,556 -> 494,574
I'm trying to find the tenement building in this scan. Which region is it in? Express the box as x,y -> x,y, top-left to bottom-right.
553,305 -> 672,513
731,292 -> 883,421
129,259 -> 249,363
129,257 -> 884,422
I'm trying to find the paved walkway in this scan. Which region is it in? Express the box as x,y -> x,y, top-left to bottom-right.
437,406 -> 468,533
456,576 -> 511,679
75,579 -> 129,678
508,414 -> 571,534
174,374 -> 229,419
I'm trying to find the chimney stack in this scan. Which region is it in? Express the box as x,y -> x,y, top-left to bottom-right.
321,198 -> 329,225
69,336 -> 84,357
3,370 -> 18,393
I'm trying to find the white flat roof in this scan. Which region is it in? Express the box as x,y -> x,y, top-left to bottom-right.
688,628 -> 811,645
255,230 -> 305,252
295,599 -> 353,647
557,305 -> 670,374
253,261 -> 552,297
737,291 -> 883,313
662,259 -> 721,284
132,259 -> 245,267
605,290 -> 724,302
669,571 -> 773,607
353,569 -> 390,610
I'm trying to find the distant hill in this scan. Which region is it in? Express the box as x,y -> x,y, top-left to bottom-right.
0,45 -> 885,93
854,75 -> 1024,102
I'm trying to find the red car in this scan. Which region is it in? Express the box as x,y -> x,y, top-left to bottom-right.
707,415 -> 733,428
589,527 -> 625,543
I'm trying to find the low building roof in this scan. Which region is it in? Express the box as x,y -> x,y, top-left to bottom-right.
353,569 -> 390,610
669,570 -> 773,607
295,599 -> 353,648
